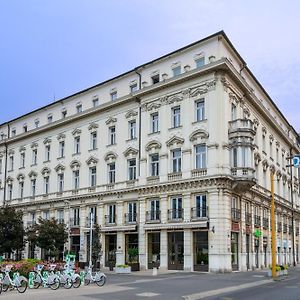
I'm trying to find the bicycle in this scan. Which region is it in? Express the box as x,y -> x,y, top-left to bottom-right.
56,265 -> 81,289
84,265 -> 106,286
32,264 -> 60,290
1,265 -> 28,293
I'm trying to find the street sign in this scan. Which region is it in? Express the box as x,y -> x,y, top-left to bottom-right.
293,155 -> 300,168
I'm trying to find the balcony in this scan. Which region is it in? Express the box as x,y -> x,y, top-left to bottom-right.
191,207 -> 208,221
228,119 -> 255,139
254,215 -> 261,227
263,217 -> 269,229
191,169 -> 207,178
231,208 -> 241,222
146,176 -> 160,184
70,218 -> 80,228
168,172 -> 182,181
231,167 -> 256,192
105,214 -> 116,226
146,210 -> 161,223
124,213 -> 137,224
168,209 -> 184,222
245,212 -> 252,225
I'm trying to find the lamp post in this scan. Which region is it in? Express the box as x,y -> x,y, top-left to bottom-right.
64,200 -> 71,260
89,212 -> 94,268
270,172 -> 276,279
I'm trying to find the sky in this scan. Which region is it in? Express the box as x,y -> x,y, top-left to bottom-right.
0,0 -> 300,131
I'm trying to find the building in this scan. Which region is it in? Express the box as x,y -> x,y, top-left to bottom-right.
0,31 -> 300,272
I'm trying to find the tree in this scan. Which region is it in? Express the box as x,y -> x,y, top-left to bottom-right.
92,223 -> 102,269
27,217 -> 68,260
0,205 -> 25,258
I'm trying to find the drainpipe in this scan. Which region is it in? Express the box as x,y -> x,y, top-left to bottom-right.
3,123 -> 10,206
135,69 -> 142,176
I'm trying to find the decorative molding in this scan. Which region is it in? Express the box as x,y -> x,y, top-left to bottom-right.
70,159 -> 81,169
275,140 -> 280,148
8,149 -> 15,155
55,164 -> 65,172
88,122 -> 99,131
86,156 -> 99,165
166,136 -> 184,147
43,137 -> 52,145
145,140 -> 162,152
269,164 -> 275,174
269,134 -> 274,143
262,126 -> 267,135
17,173 -> 25,181
104,151 -> 118,161
19,146 -> 26,152
72,128 -> 82,136
262,159 -> 269,171
189,129 -> 209,143
41,167 -> 51,175
57,133 -> 66,141
105,117 -> 117,125
123,147 -> 139,157
31,142 -> 39,149
6,176 -> 14,183
254,152 -> 262,165
28,170 -> 38,178
125,110 -> 138,119
207,143 -> 219,149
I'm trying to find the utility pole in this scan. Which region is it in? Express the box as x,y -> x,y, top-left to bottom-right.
89,212 -> 94,268
270,172 -> 276,279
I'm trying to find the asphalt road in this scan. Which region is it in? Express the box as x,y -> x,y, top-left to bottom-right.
1,269 -> 299,300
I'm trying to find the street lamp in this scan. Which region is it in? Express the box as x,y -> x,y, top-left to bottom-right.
89,212 -> 94,268
64,200 -> 71,260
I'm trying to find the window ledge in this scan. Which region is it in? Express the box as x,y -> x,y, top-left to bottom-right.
192,119 -> 207,125
19,167 -> 25,170
168,126 -> 182,131
148,131 -> 160,136
107,143 -> 117,147
126,137 -> 137,142
88,148 -> 98,152
72,152 -> 81,156
57,156 -> 65,160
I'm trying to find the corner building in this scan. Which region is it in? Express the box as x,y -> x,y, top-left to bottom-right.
1,31 -> 300,272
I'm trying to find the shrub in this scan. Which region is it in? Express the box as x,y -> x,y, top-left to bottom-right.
116,264 -> 130,268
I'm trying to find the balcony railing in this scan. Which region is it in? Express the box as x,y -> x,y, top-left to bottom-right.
191,169 -> 207,178
231,167 -> 255,177
124,213 -> 137,224
283,224 -> 287,233
231,208 -> 241,221
146,210 -> 161,223
168,172 -> 182,181
263,217 -> 269,229
168,209 -> 184,221
191,207 -> 207,220
105,214 -> 116,226
57,218 -> 65,224
228,119 -> 254,133
254,215 -> 261,227
245,212 -> 252,225
69,218 -> 80,227
277,222 -> 282,233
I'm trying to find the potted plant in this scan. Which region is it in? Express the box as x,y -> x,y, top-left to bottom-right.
115,264 -> 131,274
127,247 -> 139,271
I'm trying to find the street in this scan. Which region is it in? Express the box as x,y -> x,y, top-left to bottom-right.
2,268 -> 300,300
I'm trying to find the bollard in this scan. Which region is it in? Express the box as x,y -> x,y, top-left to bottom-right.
152,267 -> 158,276
80,271 -> 85,286
28,272 -> 35,288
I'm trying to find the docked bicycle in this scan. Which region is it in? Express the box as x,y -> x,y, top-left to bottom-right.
84,265 -> 106,286
0,265 -> 28,293
32,264 -> 60,290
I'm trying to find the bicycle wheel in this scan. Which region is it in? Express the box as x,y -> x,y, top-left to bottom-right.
96,275 -> 106,287
33,272 -> 42,289
72,275 -> 81,288
84,278 -> 91,285
16,278 -> 27,293
2,283 -> 9,292
0,282 -> 2,294
49,276 -> 60,290
63,277 -> 72,289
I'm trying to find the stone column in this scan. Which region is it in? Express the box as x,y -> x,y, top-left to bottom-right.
161,195 -> 168,223
182,149 -> 191,179
139,158 -> 147,185
183,192 -> 191,222
79,205 -> 87,264
116,231 -> 125,265
138,198 -> 147,270
240,197 -> 247,271
184,229 -> 192,271
160,230 -> 168,271
116,201 -> 124,226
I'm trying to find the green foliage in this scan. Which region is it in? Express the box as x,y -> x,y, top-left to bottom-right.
116,264 -> 129,268
26,217 -> 68,259
92,223 -> 102,266
0,205 -> 25,255
0,259 -> 42,277
127,247 -> 139,263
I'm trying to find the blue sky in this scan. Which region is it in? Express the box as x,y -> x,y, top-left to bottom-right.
1,0 -> 300,131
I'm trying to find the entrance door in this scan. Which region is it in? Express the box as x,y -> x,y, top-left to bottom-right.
71,236 -> 80,262
254,238 -> 259,268
105,234 -> 117,267
168,232 -> 184,270
194,231 -> 208,271
148,232 -> 160,269
246,234 -> 250,270
231,232 -> 239,271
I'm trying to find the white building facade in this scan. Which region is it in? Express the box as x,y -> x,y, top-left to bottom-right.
0,31 -> 300,272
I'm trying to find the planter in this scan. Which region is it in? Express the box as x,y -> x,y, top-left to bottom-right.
115,266 -> 131,274
267,269 -> 288,277
128,262 -> 140,271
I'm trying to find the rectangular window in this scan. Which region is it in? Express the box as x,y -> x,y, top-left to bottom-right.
48,115 -> 53,123
151,112 -> 159,133
111,91 -> 117,101
129,120 -> 136,139
9,155 -> 14,171
108,204 -> 116,223
74,136 -> 80,154
150,199 -> 160,221
241,147 -> 249,167
44,176 -> 50,194
232,148 -> 238,167
58,173 -> 64,192
109,126 -> 116,145
172,66 -> 181,77
130,83 -> 138,92
91,132 -> 97,150
150,153 -> 159,176
108,162 -> 116,183
195,99 -> 205,121
276,148 -> 279,164
262,135 -> 266,152
128,202 -> 137,222
172,149 -> 181,173
128,159 -> 137,180
172,106 -> 181,128
43,211 -> 50,220
231,103 -> 237,121
89,206 -> 97,224
76,104 -> 82,113
32,149 -> 37,165
8,184 -> 13,200
93,98 -> 99,107
195,57 -> 205,68
73,208 -> 80,226
31,179 -> 36,197
59,141 -> 65,158
171,196 -> 182,219
195,195 -> 207,218
19,182 -> 24,198
57,210 -> 64,224
270,142 -> 273,158
151,74 -> 160,84
45,145 -> 50,161
20,152 -> 25,168
195,144 -> 207,169
73,170 -> 80,189
90,166 -> 97,187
